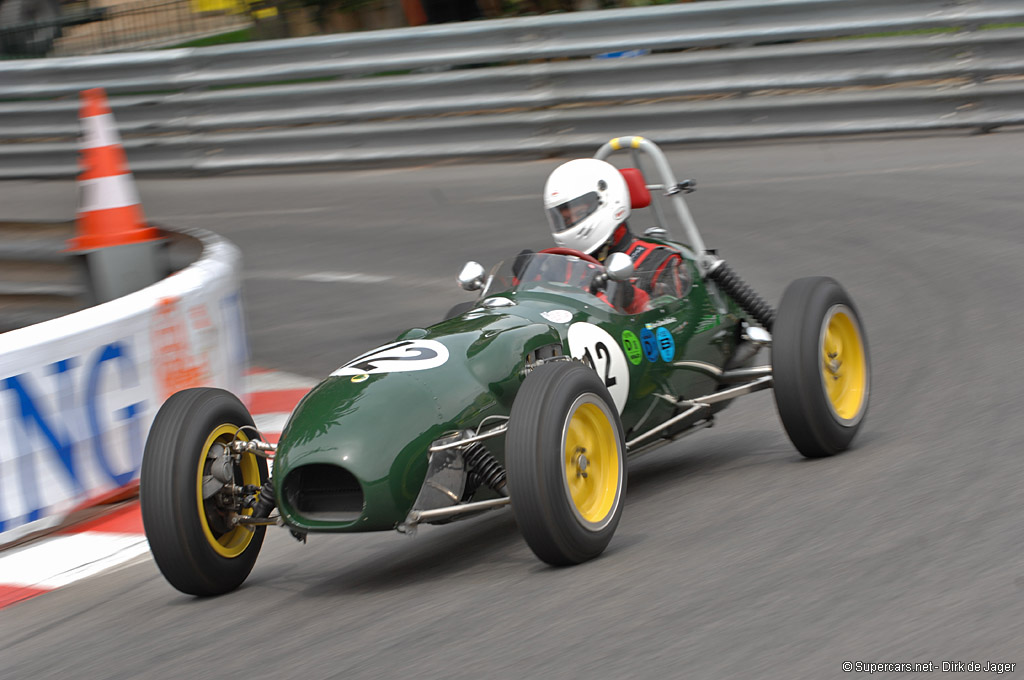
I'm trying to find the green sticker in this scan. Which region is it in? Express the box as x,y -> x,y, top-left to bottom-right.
621,330 -> 643,365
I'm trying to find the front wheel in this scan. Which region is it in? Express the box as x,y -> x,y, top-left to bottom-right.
772,276 -> 870,458
141,388 -> 268,596
506,361 -> 626,566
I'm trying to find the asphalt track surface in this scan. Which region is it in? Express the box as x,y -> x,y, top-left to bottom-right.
2,134 -> 1022,679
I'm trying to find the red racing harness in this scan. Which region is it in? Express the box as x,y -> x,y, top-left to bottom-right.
595,224 -> 683,312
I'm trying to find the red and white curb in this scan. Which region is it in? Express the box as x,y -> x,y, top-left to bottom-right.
0,368 -> 315,609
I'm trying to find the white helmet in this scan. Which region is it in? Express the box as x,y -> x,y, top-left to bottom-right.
543,158 -> 630,254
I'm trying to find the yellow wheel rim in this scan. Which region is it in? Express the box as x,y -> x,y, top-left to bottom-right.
562,396 -> 622,530
195,424 -> 261,558
820,305 -> 868,425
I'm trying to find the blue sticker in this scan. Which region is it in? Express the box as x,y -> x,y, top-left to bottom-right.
656,327 -> 675,362
640,327 -> 658,362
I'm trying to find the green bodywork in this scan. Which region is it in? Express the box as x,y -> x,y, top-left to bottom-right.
273,245 -> 745,533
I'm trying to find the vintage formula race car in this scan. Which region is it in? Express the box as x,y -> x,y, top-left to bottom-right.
140,136 -> 871,596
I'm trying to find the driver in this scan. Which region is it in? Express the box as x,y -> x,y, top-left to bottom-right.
542,158 -> 684,313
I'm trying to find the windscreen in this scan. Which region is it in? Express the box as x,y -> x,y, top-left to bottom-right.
482,253 -> 603,297
476,252 -> 688,316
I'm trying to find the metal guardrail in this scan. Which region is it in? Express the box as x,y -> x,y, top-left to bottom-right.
1,0 -> 1023,177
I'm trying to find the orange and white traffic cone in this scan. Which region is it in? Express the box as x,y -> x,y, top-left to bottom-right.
68,88 -> 160,252
68,88 -> 164,304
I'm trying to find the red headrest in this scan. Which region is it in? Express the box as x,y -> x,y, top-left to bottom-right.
619,167 -> 651,209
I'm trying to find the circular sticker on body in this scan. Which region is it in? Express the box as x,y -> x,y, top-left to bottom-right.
656,327 -> 675,362
621,330 -> 643,365
332,339 -> 449,376
541,309 -> 573,324
567,322 -> 629,414
640,327 -> 658,362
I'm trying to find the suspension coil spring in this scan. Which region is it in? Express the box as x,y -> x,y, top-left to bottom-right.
463,442 -> 508,496
706,260 -> 776,331
252,479 -> 276,518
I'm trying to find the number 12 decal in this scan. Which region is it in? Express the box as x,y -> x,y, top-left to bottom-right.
567,322 -> 630,414
332,339 -> 450,376
580,342 -> 617,389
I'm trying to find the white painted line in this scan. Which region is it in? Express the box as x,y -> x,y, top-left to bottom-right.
253,412 -> 291,434
245,270 -> 393,284
149,207 -> 332,219
0,532 -> 150,589
246,369 -> 317,393
716,160 -> 983,187
299,270 -> 393,280
464,193 -> 538,203
0,515 -> 63,550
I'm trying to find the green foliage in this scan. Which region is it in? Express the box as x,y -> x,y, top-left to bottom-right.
170,28 -> 254,48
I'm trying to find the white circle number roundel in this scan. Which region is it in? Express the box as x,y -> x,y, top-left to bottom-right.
332,339 -> 450,376
567,322 -> 629,414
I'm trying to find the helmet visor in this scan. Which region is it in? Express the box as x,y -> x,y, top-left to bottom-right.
546,192 -> 601,233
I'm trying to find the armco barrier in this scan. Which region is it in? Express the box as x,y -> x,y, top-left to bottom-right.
0,227 -> 247,546
1,0 -> 1024,176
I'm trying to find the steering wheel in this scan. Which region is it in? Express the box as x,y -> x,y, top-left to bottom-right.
537,247 -> 603,266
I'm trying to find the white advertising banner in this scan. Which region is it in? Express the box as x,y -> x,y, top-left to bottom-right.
0,230 -> 247,545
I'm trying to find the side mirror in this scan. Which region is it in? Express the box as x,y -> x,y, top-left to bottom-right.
605,252 -> 635,283
457,261 -> 485,291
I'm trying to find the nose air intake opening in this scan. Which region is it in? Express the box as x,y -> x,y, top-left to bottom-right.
282,464 -> 364,522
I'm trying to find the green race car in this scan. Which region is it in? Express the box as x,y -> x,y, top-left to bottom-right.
140,136 -> 871,596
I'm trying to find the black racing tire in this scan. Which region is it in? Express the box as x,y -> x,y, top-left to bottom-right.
0,0 -> 61,56
506,361 -> 626,566
772,277 -> 871,458
443,300 -> 476,321
141,388 -> 268,596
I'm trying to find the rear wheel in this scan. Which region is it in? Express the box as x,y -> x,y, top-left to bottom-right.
772,277 -> 870,457
141,388 -> 268,596
507,361 -> 626,565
